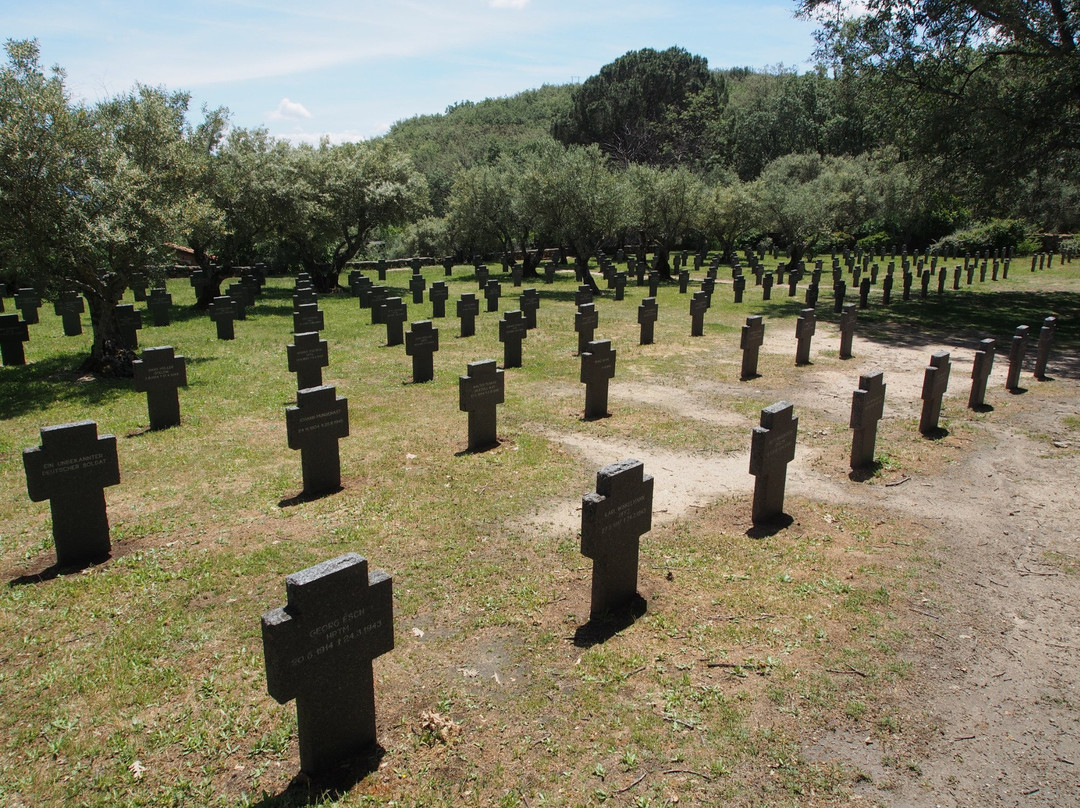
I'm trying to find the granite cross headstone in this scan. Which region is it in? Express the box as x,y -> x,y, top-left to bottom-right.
850,371 -> 886,470
459,359 -> 504,451
484,279 -> 502,313
429,281 -> 449,318
381,297 -> 408,347
293,303 -> 325,335
0,314 -> 30,365
447,289 -> 477,337
286,385 -> 349,496
23,421 -> 120,566
1005,325 -> 1029,391
146,287 -> 173,327
209,295 -> 236,340
54,291 -> 85,336
749,402 -> 798,524
15,288 -> 42,324
133,346 -> 187,430
114,304 -> 143,350
838,303 -> 857,359
968,338 -> 996,408
261,553 -> 394,774
287,331 -> 330,390
498,310 -> 527,369
919,352 -> 951,435
740,315 -> 765,380
1033,316 -> 1058,380
581,339 -> 616,419
638,297 -> 658,345
405,320 -> 439,383
795,308 -> 816,365
580,459 -> 653,619
519,288 -> 540,329
689,291 -> 708,337
575,303 -> 598,355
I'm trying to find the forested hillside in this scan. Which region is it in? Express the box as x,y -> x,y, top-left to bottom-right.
4,1 -> 1078,368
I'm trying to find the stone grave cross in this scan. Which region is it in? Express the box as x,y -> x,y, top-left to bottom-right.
1005,325 -> 1029,391
581,339 -> 616,419
293,303 -> 325,335
14,288 -> 42,324
54,291 -> 85,336
689,291 -> 709,337
795,308 -> 816,365
114,304 -> 142,349
0,314 -> 30,366
261,553 -> 394,774
146,288 -> 173,327
133,346 -> 188,430
209,295 -> 236,340
580,459 -> 654,619
459,359 -> 504,451
749,402 -> 798,524
638,297 -> 658,345
850,371 -> 885,469
286,385 -> 349,496
457,293 -> 480,337
838,303 -> 857,359
1034,316 -> 1057,380
968,338 -> 996,408
740,315 -> 764,380
405,320 -> 439,383
575,303 -> 598,355
498,310 -> 527,369
23,420 -> 120,566
287,331 -> 330,390
919,352 -> 951,435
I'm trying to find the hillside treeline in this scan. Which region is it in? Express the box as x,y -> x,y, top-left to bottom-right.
3,1 -> 1078,364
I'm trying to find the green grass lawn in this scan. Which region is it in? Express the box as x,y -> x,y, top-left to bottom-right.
0,255 -> 1075,807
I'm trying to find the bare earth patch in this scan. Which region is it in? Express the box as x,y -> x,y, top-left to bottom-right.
524,336 -> 1080,807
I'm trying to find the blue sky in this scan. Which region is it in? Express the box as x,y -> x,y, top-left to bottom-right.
6,1 -> 823,143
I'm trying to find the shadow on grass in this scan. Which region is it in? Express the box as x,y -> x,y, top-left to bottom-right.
0,353 -> 133,420
848,461 -> 882,483
573,594 -> 647,648
454,439 -> 501,457
834,290 -> 1080,378
278,486 -> 344,508
8,553 -> 110,586
252,745 -> 385,808
745,513 -> 795,539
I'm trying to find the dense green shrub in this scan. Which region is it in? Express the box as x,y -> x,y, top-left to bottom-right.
930,218 -> 1034,255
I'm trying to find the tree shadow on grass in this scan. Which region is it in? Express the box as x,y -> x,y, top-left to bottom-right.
0,353 -> 131,420
831,290 -> 1080,378
252,745 -> 385,808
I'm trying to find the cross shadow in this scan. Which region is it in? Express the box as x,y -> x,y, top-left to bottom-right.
920,427 -> 950,440
454,440 -> 501,456
278,486 -> 343,508
739,372 -> 761,381
252,745 -> 385,808
9,554 -> 110,586
581,412 -> 612,423
847,462 -> 882,483
1007,386 -> 1028,395
572,594 -> 647,648
970,403 -> 995,413
745,513 -> 794,539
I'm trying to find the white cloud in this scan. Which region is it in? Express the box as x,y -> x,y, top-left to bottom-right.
489,0 -> 531,9
271,97 -> 313,120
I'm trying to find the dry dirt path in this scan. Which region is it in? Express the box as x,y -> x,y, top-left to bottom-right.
529,332 -> 1080,806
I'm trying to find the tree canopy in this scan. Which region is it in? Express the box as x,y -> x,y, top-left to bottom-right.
553,47 -> 727,168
